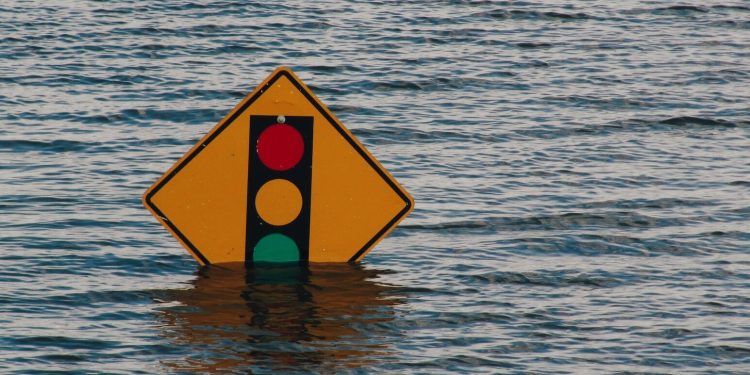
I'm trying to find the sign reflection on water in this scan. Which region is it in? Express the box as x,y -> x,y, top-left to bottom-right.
157,263 -> 403,373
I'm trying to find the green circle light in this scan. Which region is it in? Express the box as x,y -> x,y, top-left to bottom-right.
253,233 -> 300,263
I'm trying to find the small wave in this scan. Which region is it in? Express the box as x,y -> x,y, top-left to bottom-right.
464,270 -> 624,288
405,355 -> 514,370
9,336 -> 116,350
24,289 -> 158,309
596,117 -> 748,134
627,4 -> 750,16
352,126 -> 508,145
580,198 -> 716,210
515,42 -> 553,49
131,88 -> 245,102
655,5 -> 709,13
211,44 -> 264,54
0,139 -> 96,153
710,19 -> 750,30
707,345 -> 750,358
326,104 -> 388,116
473,9 -> 591,21
123,137 -> 193,148
119,108 -> 224,125
659,116 -> 741,127
372,80 -> 423,91
348,76 -> 500,93
637,328 -> 695,339
402,212 -> 685,232
20,73 -> 170,87
110,25 -> 176,36
4,109 -> 195,128
13,218 -> 140,230
541,95 -> 655,109
712,5 -> 750,12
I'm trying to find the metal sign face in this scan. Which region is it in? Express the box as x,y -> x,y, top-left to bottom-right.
143,67 -> 414,265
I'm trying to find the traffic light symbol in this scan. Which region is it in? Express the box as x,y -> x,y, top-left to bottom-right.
246,115 -> 313,264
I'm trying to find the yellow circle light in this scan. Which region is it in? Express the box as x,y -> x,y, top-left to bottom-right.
255,179 -> 302,226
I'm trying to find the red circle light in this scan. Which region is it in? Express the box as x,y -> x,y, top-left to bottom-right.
256,123 -> 304,171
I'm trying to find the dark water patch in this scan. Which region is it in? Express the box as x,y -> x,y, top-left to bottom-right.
302,84 -> 350,96
294,21 -> 334,30
477,70 -> 516,77
110,25 -> 181,36
623,5 -> 715,16
676,267 -> 748,281
298,64 -> 363,74
4,110 -> 130,126
35,354 -> 88,363
13,73 -> 173,87
145,1 -> 281,13
402,355 -> 517,371
541,95 -> 656,110
0,195 -> 83,210
8,336 -> 117,350
516,42 -> 554,49
712,5 -> 750,12
473,9 -> 592,21
89,254 -> 189,276
593,117 -> 749,135
142,1 -> 222,12
115,88 -> 246,101
431,27 -> 500,40
391,311 -> 516,330
700,231 -> 750,241
132,43 -> 178,52
10,218 -> 142,230
515,235 -> 708,257
659,116 -> 741,128
392,55 -> 454,66
370,79 -> 423,91
703,69 -> 748,78
0,75 -> 32,85
407,14 -> 467,26
463,270 -> 625,288
685,69 -> 750,84
729,207 -> 750,215
6,237 -> 100,251
209,44 -> 265,55
711,19 -> 750,29
653,5 -> 710,14
403,212 -> 688,233
637,327 -> 696,340
119,108 -> 224,125
121,137 -> 195,148
108,24 -> 240,38
348,76 -> 501,93
90,310 -> 157,322
0,139 -> 97,153
579,198 -> 717,210
512,59 -> 551,68
326,104 -> 388,117
352,126 -> 508,145
21,290 -> 159,309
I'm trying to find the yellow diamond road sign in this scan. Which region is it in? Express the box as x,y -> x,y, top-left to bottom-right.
143,66 -> 414,265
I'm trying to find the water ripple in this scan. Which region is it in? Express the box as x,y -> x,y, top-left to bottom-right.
2,0 -> 749,373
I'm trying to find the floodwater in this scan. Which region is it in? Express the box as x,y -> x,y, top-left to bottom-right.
1,1 -> 749,373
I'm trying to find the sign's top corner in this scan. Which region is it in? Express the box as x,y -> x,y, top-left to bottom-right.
272,65 -> 295,76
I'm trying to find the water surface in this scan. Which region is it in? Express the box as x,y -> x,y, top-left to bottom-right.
1,1 -> 749,373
